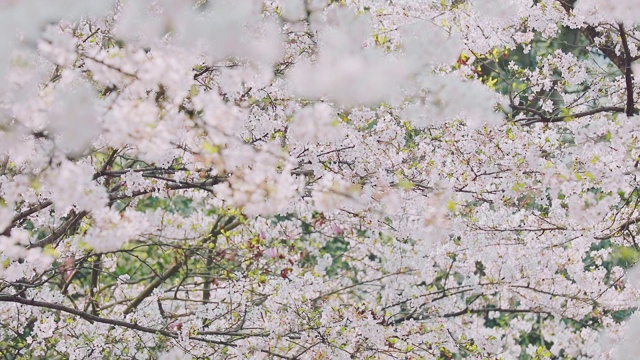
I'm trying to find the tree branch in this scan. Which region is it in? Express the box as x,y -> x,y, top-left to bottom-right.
0,294 -> 234,346
556,0 -> 627,73
618,23 -> 636,117
443,307 -> 551,318
123,259 -> 184,315
27,210 -> 89,249
517,106 -> 627,126
1,201 -> 54,237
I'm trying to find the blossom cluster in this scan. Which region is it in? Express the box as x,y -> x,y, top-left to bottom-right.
1,0 -> 640,359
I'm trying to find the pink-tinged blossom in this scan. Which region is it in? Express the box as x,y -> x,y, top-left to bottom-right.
263,247 -> 278,259
330,223 -> 342,235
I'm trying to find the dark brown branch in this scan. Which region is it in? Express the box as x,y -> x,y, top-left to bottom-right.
0,295 -> 294,358
1,200 -> 54,236
556,0 -> 627,73
82,28 -> 100,43
317,145 -> 356,157
141,174 -> 222,192
0,155 -> 8,176
93,148 -> 120,180
443,307 -> 551,318
618,23 -> 636,117
94,167 -> 189,179
595,215 -> 640,240
0,295 -> 234,346
88,255 -> 101,315
510,103 -> 550,122
108,189 -> 155,203
471,225 -> 567,232
27,210 -> 89,249
518,106 -> 626,126
202,248 -> 214,304
83,54 -> 138,78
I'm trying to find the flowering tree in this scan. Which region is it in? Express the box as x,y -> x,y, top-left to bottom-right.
3,0 -> 640,358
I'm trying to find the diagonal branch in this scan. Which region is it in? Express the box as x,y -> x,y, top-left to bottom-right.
595,215 -> 640,240
1,201 -> 54,237
27,210 -> 89,249
556,0 -> 627,73
123,259 -> 184,315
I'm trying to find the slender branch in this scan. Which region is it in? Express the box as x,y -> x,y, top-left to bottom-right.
27,210 -> 89,249
0,295 -> 234,346
519,106 -> 626,126
317,145 -> 356,157
92,148 -> 120,180
510,103 -> 550,122
311,271 -> 411,303
618,23 -> 636,117
83,53 -> 138,78
88,255 -> 101,315
595,215 -> 640,240
443,307 -> 551,318
1,201 -> 54,236
470,225 -> 567,232
202,247 -> 214,304
94,167 -> 190,179
123,259 -> 183,315
0,296 -> 293,358
0,155 -> 8,176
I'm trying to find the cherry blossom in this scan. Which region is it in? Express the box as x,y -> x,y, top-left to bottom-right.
2,0 -> 640,359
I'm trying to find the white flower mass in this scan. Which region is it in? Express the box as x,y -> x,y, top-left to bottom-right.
0,0 -> 640,358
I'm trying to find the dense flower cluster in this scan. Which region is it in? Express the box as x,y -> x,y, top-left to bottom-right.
1,0 -> 640,359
